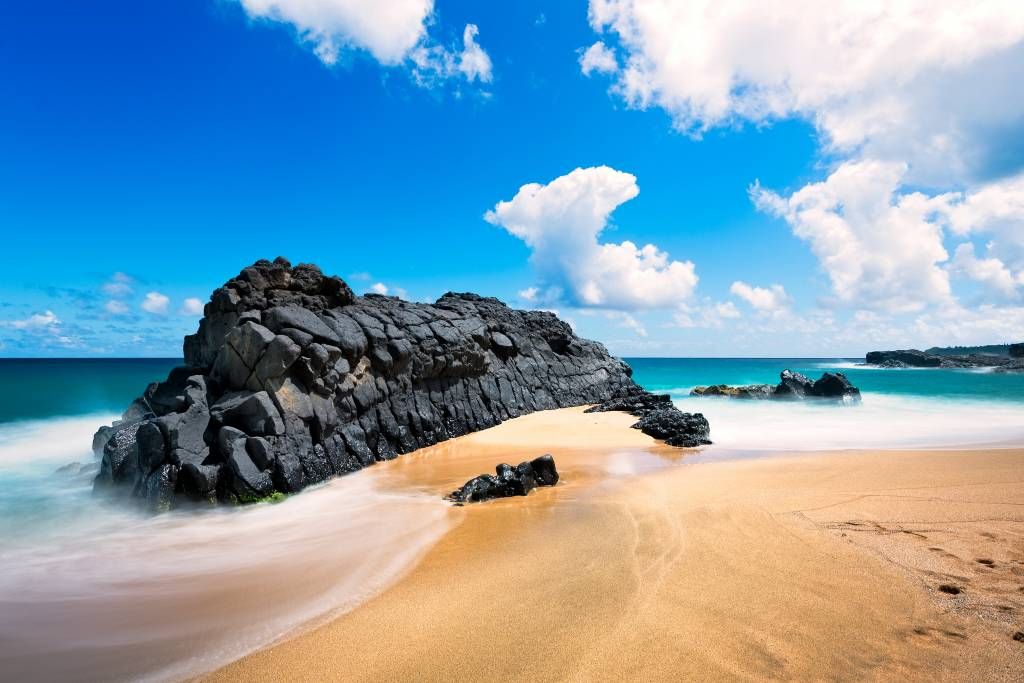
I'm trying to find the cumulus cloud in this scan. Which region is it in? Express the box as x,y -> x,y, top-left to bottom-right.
485,166 -> 698,310
238,1 -> 492,87
101,272 -> 134,297
730,281 -> 791,312
370,282 -> 389,295
141,292 -> 170,315
1,310 -> 60,331
579,41 -> 617,76
752,160 -> 954,313
105,300 -> 130,315
586,0 -> 1024,184
180,297 -> 205,315
518,286 -> 539,302
949,244 -> 1022,299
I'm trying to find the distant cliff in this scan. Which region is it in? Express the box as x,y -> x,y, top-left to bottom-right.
92,258 -> 645,510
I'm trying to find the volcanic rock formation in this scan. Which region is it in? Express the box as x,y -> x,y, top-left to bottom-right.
92,258 -> 677,510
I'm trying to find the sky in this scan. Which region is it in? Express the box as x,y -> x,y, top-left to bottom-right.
2,0 -> 1023,358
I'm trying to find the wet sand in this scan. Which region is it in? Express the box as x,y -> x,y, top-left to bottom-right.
206,407 -> 1024,682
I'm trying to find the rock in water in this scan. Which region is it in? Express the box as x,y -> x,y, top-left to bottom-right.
586,388 -> 712,447
690,370 -> 861,403
447,455 -> 560,504
92,258 -> 649,510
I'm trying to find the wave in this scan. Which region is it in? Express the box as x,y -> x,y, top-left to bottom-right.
0,415 -> 452,682
677,392 -> 1024,450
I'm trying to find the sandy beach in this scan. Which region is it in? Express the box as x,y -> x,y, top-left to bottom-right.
205,407 -> 1024,682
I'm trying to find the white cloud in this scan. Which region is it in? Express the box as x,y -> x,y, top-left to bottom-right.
238,0 -> 432,65
180,297 -> 205,315
101,272 -> 133,297
579,41 -> 618,76
457,24 -> 492,83
370,282 -> 389,295
237,2 -> 492,87
141,292 -> 170,315
518,286 -> 539,302
730,281 -> 791,312
944,172 -> 1024,272
587,0 -> 1024,183
673,300 -> 740,329
105,300 -> 130,315
752,160 -> 954,313
485,166 -> 698,310
2,310 -> 60,330
604,310 -> 647,337
949,244 -> 1022,299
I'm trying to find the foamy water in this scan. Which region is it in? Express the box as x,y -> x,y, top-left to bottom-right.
678,392 -> 1024,451
0,416 -> 451,683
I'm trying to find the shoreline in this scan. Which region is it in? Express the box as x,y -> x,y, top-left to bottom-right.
203,407 -> 1024,682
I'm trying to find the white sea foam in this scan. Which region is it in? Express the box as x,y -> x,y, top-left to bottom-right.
678,392 -> 1024,451
0,416 -> 452,683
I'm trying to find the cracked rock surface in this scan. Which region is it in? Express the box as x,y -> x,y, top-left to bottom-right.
93,258 -> 648,510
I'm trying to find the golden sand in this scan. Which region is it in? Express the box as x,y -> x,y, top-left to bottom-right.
205,407 -> 1024,682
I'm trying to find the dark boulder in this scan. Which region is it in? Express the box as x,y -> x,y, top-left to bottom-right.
811,372 -> 861,401
447,455 -> 560,504
690,384 -> 773,399
93,258 -> 645,511
584,390 -> 673,416
690,370 -> 861,403
631,408 -> 712,447
774,369 -> 814,399
866,349 -> 942,367
1010,343 -> 1024,358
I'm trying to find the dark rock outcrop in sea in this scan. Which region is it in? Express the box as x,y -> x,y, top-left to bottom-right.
691,370 -> 861,402
92,258 -> 662,510
585,388 -> 712,447
446,454 -> 559,504
866,348 -> 1020,369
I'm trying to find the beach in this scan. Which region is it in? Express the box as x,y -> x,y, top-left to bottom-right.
205,406 -> 1024,682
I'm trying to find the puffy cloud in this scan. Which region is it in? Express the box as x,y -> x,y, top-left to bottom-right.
730,281 -> 791,312
518,286 -> 539,302
485,166 -> 698,310
179,298 -> 205,315
238,0 -> 432,65
238,1 -> 492,87
104,300 -> 130,315
141,292 -> 170,315
673,300 -> 740,329
587,0 -> 1024,183
370,282 -> 389,295
101,272 -> 133,297
949,244 -> 1022,299
579,41 -> 618,76
1,310 -> 60,330
752,160 -> 954,313
944,172 -> 1024,272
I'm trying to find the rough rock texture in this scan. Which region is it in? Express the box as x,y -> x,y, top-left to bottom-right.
586,388 -> 712,447
691,371 -> 861,403
446,455 -> 559,504
1010,343 -> 1024,359
92,258 -> 646,510
866,349 -> 1018,369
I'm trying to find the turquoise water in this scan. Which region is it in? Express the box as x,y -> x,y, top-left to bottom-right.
627,357 -> 1024,403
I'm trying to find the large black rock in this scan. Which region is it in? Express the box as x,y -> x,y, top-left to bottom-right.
866,349 -> 1013,369
92,258 -> 649,510
447,454 -> 560,504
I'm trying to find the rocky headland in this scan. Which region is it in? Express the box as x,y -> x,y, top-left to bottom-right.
691,370 -> 861,402
92,258 -> 710,511
866,348 -> 1024,371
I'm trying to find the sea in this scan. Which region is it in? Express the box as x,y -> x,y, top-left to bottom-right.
0,356 -> 1022,681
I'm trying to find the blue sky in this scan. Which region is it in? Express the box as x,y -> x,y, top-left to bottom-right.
2,1 -> 1023,357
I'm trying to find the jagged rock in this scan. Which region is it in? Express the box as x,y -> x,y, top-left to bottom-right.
774,369 -> 814,399
447,455 -> 559,503
587,390 -> 711,448
690,384 -> 773,399
93,258 -> 647,510
1010,343 -> 1024,358
631,408 -> 712,447
584,390 -> 673,416
866,348 -> 1014,369
811,372 -> 861,400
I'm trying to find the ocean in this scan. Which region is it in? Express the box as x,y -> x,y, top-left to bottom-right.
0,357 -> 1021,681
